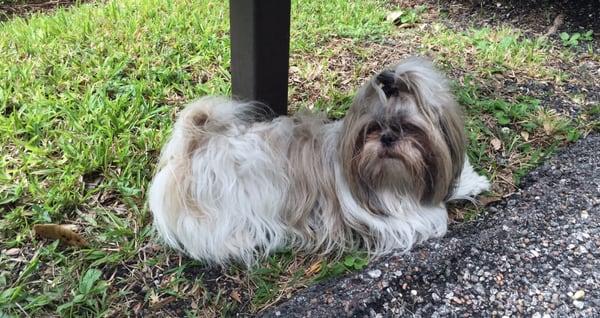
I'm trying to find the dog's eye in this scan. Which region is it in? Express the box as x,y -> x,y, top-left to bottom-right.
365,123 -> 381,135
391,122 -> 420,135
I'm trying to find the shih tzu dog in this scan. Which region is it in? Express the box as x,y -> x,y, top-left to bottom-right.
148,57 -> 490,266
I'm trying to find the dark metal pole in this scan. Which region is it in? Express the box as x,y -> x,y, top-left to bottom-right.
229,0 -> 291,116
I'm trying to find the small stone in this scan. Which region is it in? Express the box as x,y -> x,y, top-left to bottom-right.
530,250 -> 540,257
451,296 -> 464,304
4,248 -> 20,256
410,290 -> 418,296
532,313 -> 542,318
572,290 -> 585,300
581,210 -> 589,219
432,293 -> 441,302
368,269 -> 382,279
573,300 -> 584,309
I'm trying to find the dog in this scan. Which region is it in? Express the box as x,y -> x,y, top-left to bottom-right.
148,57 -> 490,266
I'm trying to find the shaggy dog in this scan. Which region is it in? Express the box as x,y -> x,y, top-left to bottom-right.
148,57 -> 490,265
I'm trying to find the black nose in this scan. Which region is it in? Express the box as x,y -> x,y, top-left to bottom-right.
380,133 -> 396,147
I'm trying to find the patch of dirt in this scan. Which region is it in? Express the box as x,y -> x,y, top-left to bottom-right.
392,0 -> 600,35
0,0 -> 88,21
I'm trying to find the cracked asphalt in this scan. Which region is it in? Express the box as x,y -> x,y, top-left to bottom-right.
262,134 -> 600,317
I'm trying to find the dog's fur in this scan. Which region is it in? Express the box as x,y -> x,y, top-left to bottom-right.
148,58 -> 490,265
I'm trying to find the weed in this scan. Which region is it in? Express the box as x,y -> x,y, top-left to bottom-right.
388,5 -> 427,26
455,78 -> 580,189
560,30 -> 594,47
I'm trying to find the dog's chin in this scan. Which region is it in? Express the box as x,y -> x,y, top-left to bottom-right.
377,149 -> 400,159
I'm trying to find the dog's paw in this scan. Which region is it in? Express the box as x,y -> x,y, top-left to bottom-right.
449,158 -> 491,201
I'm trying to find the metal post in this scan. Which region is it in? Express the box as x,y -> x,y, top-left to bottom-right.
229,0 -> 291,116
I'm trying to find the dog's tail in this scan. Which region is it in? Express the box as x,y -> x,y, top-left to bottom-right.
148,97 -> 268,258
160,96 -> 267,162
149,96 -> 290,265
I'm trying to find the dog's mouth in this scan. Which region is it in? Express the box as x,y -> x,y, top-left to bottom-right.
377,148 -> 401,160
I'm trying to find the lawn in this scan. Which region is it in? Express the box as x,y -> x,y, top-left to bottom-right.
0,0 -> 598,316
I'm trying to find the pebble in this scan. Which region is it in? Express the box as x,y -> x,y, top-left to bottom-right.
367,269 -> 382,279
572,290 -> 585,300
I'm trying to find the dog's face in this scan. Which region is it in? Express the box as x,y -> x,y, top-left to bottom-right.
339,61 -> 466,212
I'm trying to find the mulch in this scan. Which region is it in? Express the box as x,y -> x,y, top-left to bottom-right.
0,0 -> 84,21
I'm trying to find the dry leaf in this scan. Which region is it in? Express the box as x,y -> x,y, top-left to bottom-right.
520,131 -> 529,141
150,296 -> 176,310
230,290 -> 242,303
543,122 -> 553,135
305,260 -> 322,276
33,224 -> 87,247
386,10 -> 404,25
479,195 -> 502,206
490,138 -> 502,151
4,248 -> 21,256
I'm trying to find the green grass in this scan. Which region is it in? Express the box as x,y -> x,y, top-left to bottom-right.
457,78 -> 579,185
423,24 -> 553,78
0,0 -> 596,316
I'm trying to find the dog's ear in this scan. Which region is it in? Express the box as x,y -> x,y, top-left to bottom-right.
375,69 -> 409,98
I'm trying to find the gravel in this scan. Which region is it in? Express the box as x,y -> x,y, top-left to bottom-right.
262,134 -> 600,317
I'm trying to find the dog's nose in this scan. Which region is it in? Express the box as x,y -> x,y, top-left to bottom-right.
380,133 -> 395,147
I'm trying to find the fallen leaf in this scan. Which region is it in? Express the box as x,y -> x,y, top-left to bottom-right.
150,296 -> 176,310
490,138 -> 502,150
543,122 -> 553,135
33,224 -> 87,247
4,248 -> 21,256
520,131 -> 529,141
479,195 -> 502,206
230,290 -> 242,303
305,260 -> 322,276
386,10 -> 404,25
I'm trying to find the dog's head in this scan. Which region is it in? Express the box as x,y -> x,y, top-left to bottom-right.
339,58 -> 465,212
